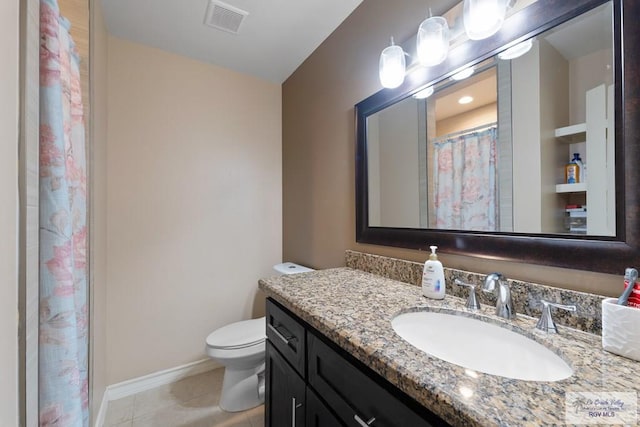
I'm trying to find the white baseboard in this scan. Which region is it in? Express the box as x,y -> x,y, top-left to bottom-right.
93,390 -> 109,427
94,358 -> 220,426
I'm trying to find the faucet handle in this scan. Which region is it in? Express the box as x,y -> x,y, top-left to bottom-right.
454,279 -> 481,311
535,299 -> 577,334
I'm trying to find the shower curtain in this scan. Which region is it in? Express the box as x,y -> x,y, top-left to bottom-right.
433,126 -> 498,231
39,0 -> 88,425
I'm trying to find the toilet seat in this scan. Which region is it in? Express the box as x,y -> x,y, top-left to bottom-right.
206,317 -> 266,350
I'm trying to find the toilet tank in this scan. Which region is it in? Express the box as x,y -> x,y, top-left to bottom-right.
273,262 -> 314,275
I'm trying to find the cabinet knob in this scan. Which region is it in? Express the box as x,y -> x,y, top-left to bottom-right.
354,414 -> 376,426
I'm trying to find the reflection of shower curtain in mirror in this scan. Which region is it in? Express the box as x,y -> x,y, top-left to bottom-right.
433,127 -> 498,231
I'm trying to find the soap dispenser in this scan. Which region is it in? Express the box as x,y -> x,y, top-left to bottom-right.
422,246 -> 446,299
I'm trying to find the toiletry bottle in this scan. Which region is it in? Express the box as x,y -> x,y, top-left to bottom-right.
565,155 -> 580,184
422,246 -> 446,299
572,153 -> 585,183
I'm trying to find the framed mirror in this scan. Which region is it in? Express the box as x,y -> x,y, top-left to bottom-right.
355,0 -> 640,274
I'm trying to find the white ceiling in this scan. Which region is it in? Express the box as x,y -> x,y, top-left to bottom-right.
101,0 -> 364,84
543,1 -> 612,61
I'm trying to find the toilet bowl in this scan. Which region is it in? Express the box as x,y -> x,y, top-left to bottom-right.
205,262 -> 313,412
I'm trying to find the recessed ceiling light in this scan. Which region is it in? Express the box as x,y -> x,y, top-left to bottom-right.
451,66 -> 475,81
458,95 -> 474,104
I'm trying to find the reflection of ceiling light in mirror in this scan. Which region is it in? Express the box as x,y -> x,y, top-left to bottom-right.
413,86 -> 435,99
451,66 -> 475,81
498,39 -> 534,60
463,0 -> 508,40
379,37 -> 406,89
458,96 -> 474,104
417,16 -> 450,66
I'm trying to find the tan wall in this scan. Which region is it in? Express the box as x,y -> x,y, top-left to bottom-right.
377,99 -> 420,228
106,37 -> 282,384
569,48 -> 614,125
58,0 -> 89,121
282,0 -> 621,296
0,0 -> 19,423
91,0 -> 109,419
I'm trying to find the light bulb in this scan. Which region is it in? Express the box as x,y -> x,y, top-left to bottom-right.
451,66 -> 475,81
498,39 -> 534,60
379,38 -> 406,89
417,16 -> 449,66
413,86 -> 434,99
463,0 -> 507,40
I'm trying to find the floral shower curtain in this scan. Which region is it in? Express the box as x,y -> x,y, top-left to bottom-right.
39,0 -> 89,425
433,126 -> 498,231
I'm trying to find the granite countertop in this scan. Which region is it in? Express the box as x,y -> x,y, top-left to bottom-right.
259,267 -> 640,426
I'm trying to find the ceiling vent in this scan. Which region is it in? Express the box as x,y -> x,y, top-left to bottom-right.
204,0 -> 249,35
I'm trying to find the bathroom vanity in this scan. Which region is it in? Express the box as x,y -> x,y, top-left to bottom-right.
265,298 -> 445,427
260,262 -> 640,426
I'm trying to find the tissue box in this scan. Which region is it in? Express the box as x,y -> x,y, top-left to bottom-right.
602,298 -> 640,362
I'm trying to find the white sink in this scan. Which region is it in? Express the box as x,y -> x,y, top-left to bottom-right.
392,311 -> 573,382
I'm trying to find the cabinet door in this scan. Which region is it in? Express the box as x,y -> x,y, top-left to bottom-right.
306,388 -> 346,427
308,332 -> 447,427
266,341 -> 306,427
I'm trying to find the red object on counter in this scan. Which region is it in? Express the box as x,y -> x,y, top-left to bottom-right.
623,280 -> 640,308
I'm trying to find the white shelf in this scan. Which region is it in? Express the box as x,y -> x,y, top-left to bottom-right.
555,123 -> 586,137
555,183 -> 587,193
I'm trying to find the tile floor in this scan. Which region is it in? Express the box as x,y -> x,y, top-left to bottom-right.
104,368 -> 264,427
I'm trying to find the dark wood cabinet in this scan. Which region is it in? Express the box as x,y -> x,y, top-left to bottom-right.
305,387 -> 345,427
265,341 -> 305,427
308,331 -> 445,427
265,298 -> 448,427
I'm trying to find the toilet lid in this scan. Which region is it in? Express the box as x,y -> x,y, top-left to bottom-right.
206,317 -> 266,350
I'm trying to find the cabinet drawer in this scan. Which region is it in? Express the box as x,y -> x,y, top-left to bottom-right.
308,332 -> 445,427
266,298 -> 306,377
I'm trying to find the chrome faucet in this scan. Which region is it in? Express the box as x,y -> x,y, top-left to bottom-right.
535,300 -> 577,334
454,279 -> 481,311
482,273 -> 516,319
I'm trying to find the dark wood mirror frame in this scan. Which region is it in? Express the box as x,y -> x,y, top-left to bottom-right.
356,0 -> 638,275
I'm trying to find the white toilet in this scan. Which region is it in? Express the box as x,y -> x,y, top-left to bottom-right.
205,262 -> 313,412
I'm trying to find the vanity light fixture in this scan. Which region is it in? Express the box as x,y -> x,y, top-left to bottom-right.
458,95 -> 474,104
463,0 -> 508,40
379,37 -> 406,89
498,38 -> 534,60
413,85 -> 435,99
451,66 -> 475,81
417,10 -> 450,66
